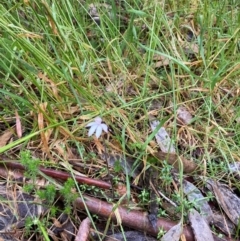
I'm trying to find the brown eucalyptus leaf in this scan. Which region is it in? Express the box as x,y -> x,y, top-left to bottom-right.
212,213 -> 235,236
75,217 -> 91,241
15,110 -> 22,138
207,179 -> 240,226
0,129 -> 14,147
182,179 -> 213,223
161,222 -> 182,241
189,209 -> 214,241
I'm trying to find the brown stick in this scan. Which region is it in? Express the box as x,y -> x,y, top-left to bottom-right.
0,161 -> 111,189
74,195 -> 195,241
0,163 -> 194,240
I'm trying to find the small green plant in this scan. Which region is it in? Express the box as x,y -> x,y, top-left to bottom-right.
138,189 -> 150,203
37,184 -> 56,205
20,150 -> 40,179
113,159 -> 123,173
112,175 -> 121,185
60,178 -> 78,214
157,227 -> 166,239
24,216 -> 34,237
23,183 -> 36,193
172,192 -> 197,217
20,150 -> 40,192
205,191 -> 215,202
49,206 -> 58,218
24,217 -> 50,240
235,218 -> 240,239
159,160 -> 173,187
157,208 -> 168,218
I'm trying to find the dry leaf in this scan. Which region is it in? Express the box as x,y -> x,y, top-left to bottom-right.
106,80 -> 124,92
75,217 -> 91,241
15,110 -> 22,138
182,179 -> 213,223
150,120 -> 175,153
42,2 -> 59,35
183,42 -> 199,54
189,209 -> 214,241
0,129 -> 14,148
17,32 -> 43,39
38,72 -> 59,99
177,106 -> 193,125
161,222 -> 182,241
52,140 -> 68,160
207,179 -> 240,226
211,213 -> 235,236
154,55 -> 170,68
37,102 -> 51,153
0,185 -> 46,231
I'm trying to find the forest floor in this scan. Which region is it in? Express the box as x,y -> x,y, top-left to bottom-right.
0,1 -> 240,240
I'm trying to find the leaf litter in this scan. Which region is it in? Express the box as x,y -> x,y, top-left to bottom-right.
189,209 -> 214,241
207,179 -> 240,226
1,1 -> 240,241
149,120 -> 176,153
161,222 -> 183,241
0,129 -> 14,148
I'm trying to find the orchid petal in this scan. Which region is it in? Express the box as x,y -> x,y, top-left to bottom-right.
101,123 -> 108,133
95,125 -> 103,139
88,124 -> 98,137
86,122 -> 96,127
94,117 -> 102,124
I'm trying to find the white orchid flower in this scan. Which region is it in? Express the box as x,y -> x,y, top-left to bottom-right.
86,117 -> 108,139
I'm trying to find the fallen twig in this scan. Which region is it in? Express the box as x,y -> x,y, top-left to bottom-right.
74,195 -> 195,241
0,161 -> 111,189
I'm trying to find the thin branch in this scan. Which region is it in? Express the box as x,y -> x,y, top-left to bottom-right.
74,195 -> 195,241
0,161 -> 111,189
